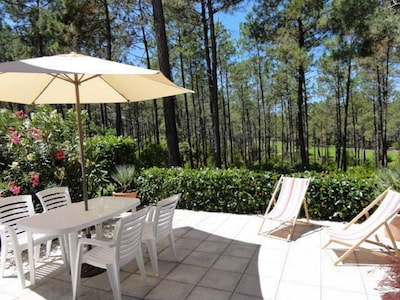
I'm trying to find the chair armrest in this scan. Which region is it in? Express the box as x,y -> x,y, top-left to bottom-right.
77,237 -> 115,249
0,224 -> 9,231
264,176 -> 283,215
0,224 -> 20,244
146,205 -> 157,222
0,224 -> 15,234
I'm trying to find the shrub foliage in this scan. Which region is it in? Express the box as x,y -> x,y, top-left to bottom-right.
0,106 -> 386,222
136,168 -> 378,221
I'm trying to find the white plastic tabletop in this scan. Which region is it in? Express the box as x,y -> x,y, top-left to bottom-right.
18,196 -> 140,234
17,196 -> 140,288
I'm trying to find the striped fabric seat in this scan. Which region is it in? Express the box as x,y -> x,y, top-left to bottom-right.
258,176 -> 311,241
323,188 -> 400,265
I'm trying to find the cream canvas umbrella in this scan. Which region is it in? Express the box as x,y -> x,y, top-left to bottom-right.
0,52 -> 192,210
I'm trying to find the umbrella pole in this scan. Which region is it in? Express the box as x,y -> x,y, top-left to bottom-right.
74,76 -> 89,211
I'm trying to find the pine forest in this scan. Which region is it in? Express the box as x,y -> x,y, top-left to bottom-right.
1,0 -> 400,172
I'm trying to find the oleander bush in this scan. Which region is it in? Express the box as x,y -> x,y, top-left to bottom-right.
0,107 -> 164,203
0,106 -> 82,208
379,256 -> 400,299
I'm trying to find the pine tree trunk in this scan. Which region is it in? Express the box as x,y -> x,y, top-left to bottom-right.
151,0 -> 181,166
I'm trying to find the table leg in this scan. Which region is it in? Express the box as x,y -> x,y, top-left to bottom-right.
59,234 -> 70,269
68,232 -> 78,293
27,231 -> 35,286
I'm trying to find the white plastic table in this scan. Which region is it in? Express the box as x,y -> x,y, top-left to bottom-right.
17,196 -> 140,289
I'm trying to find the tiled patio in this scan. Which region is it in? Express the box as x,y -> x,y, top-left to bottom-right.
0,209 -> 397,299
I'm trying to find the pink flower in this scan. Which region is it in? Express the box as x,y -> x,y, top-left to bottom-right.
8,182 -> 21,195
30,128 -> 41,140
14,110 -> 26,118
55,148 -> 65,160
12,136 -> 21,144
32,178 -> 39,187
11,186 -> 21,195
29,171 -> 40,187
9,128 -> 23,145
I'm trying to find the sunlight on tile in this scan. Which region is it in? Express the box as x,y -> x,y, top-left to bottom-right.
0,209 -> 394,300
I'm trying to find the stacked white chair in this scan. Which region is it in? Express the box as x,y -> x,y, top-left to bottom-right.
142,193 -> 181,276
73,208 -> 148,300
0,195 -> 62,288
36,186 -> 71,257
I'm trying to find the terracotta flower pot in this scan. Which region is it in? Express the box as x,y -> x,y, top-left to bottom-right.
112,191 -> 139,198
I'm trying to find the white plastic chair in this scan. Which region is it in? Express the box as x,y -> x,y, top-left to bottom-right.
36,186 -> 116,246
36,187 -> 71,256
36,186 -> 71,212
0,195 -> 61,288
73,208 -> 148,300
142,193 -> 181,276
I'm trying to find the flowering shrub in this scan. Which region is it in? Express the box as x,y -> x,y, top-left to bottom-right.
0,105 -> 80,199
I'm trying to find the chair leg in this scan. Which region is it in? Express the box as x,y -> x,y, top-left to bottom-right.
146,240 -> 159,276
59,235 -> 69,268
34,244 -> 41,261
324,239 -> 362,265
14,250 -> 26,289
333,247 -> 355,266
136,247 -> 147,286
72,248 -> 84,300
107,263 -> 121,300
0,243 -> 7,277
287,219 -> 297,241
95,224 -> 103,239
169,232 -> 178,261
46,240 -> 52,257
322,240 -> 331,249
258,217 -> 266,235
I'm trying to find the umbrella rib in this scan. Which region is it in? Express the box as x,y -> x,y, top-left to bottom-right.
79,74 -> 101,83
32,75 -> 57,104
32,73 -> 101,104
54,73 -> 100,84
97,76 -> 132,102
32,73 -> 83,103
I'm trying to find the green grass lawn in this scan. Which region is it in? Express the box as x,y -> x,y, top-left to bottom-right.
308,145 -> 399,167
268,141 -> 399,167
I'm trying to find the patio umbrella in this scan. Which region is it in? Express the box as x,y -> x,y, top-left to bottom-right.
0,52 -> 193,210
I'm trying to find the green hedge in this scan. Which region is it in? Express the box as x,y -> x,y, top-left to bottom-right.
134,168 -> 379,222
306,172 -> 378,221
137,168 -> 277,214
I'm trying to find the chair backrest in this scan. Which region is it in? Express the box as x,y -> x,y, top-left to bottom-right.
153,193 -> 181,239
36,187 -> 71,212
362,190 -> 400,229
0,195 -> 34,241
267,177 -> 310,220
114,208 -> 148,265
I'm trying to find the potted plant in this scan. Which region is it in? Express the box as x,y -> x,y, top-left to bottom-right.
111,165 -> 139,198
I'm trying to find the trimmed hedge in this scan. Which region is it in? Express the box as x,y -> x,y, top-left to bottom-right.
134,168 -> 379,222
306,172 -> 378,221
137,168 -> 277,214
